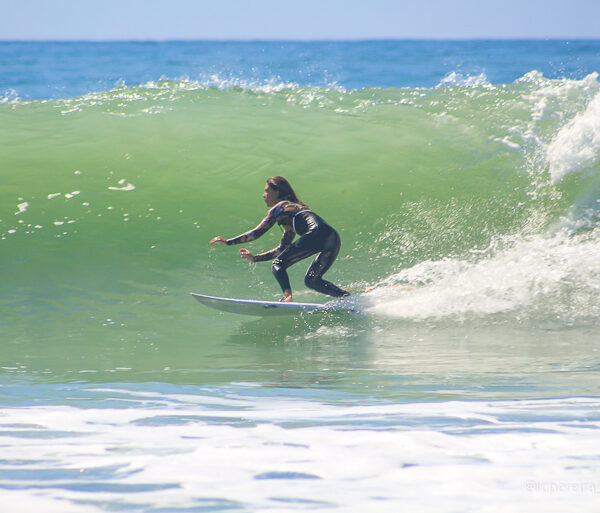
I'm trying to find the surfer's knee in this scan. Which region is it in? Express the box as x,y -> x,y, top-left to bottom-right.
272,258 -> 284,274
304,272 -> 319,290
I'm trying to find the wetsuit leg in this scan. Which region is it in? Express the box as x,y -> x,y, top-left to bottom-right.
272,229 -> 348,298
272,235 -> 320,293
304,231 -> 349,298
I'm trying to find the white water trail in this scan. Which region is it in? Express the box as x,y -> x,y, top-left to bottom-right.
367,226 -> 600,321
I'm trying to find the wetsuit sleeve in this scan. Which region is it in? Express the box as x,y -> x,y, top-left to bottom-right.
253,226 -> 295,262
226,205 -> 281,245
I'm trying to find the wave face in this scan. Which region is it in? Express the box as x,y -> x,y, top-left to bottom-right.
1,72 -> 600,373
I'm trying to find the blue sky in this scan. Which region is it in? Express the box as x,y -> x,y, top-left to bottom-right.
1,0 -> 599,40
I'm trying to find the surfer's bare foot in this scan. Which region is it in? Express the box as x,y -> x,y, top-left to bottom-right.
280,291 -> 293,302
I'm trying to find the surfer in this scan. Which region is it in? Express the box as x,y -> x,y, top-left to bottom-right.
209,176 -> 349,302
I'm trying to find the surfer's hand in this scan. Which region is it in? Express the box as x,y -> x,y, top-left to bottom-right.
239,248 -> 255,262
209,236 -> 228,246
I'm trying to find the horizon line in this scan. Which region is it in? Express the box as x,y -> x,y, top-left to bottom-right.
1,37 -> 600,43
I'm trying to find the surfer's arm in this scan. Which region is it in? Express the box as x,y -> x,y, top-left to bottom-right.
225,205 -> 281,245
253,226 -> 295,262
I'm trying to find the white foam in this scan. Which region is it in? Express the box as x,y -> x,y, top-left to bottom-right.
15,202 -> 29,215
368,227 -> 600,321
0,392 -> 598,512
0,88 -> 19,103
547,91 -> 600,183
510,73 -> 600,185
108,181 -> 136,191
437,71 -> 490,88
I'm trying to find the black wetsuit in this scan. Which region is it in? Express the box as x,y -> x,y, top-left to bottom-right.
226,201 -> 348,298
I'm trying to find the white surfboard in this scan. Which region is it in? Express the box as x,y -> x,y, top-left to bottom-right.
190,293 -> 358,316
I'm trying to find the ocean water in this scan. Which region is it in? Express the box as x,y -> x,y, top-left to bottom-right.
1,41 -> 600,512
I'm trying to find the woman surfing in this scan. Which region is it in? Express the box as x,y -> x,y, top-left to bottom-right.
209,176 -> 349,302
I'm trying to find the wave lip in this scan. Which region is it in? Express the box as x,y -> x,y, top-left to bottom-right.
547,89 -> 600,184
436,71 -> 490,88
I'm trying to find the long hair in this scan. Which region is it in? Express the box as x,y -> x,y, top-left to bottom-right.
267,176 -> 307,207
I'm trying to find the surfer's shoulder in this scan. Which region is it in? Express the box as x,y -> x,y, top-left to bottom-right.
279,200 -> 305,211
268,201 -> 300,225
270,200 -> 295,215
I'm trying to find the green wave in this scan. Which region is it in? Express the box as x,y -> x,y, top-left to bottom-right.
1,76 -> 599,373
